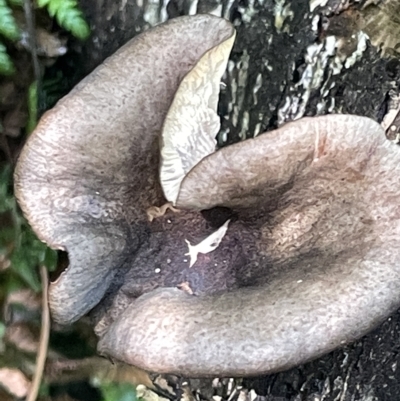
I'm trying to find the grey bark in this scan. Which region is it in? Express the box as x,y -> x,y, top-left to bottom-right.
68,0 -> 400,400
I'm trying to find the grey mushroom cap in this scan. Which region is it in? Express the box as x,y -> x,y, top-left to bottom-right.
14,13 -> 400,378
99,115 -> 400,377
14,15 -> 235,324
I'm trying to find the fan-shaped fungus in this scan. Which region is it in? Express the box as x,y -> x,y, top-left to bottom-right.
14,14 -> 400,377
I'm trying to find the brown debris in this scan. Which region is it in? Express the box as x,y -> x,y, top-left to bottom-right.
0,367 -> 31,398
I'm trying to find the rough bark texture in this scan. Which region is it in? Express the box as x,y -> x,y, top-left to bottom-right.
64,0 -> 400,399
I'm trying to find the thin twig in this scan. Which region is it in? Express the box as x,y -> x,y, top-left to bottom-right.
27,265 -> 50,401
23,0 -> 42,95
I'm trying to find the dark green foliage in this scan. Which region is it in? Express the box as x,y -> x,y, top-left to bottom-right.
0,42 -> 14,74
0,0 -> 20,41
26,80 -> 38,134
0,0 -> 90,76
41,70 -> 71,111
99,383 -> 140,401
38,0 -> 90,40
0,164 -> 57,294
0,0 -> 20,75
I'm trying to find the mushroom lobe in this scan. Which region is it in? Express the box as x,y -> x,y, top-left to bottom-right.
99,115 -> 400,377
13,15 -> 236,324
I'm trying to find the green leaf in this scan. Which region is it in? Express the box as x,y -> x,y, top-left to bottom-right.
0,42 -> 14,75
10,251 -> 41,292
3,273 -> 26,293
38,383 -> 50,397
43,248 -> 58,271
0,164 -> 58,292
46,0 -> 61,17
36,0 -> 51,7
0,164 -> 11,198
100,383 -> 138,401
55,0 -> 76,23
0,0 -> 20,40
0,321 -> 5,340
26,81 -> 38,134
66,15 -> 90,40
38,0 -> 90,40
0,227 -> 15,245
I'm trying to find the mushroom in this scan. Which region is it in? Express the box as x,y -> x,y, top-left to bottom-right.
14,14 -> 235,325
14,14 -> 400,377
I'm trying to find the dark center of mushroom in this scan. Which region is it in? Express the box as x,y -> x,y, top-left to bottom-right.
91,153 -> 378,336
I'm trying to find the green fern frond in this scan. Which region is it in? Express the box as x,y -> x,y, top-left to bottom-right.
37,0 -> 90,40
0,0 -> 20,41
0,42 -> 15,75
